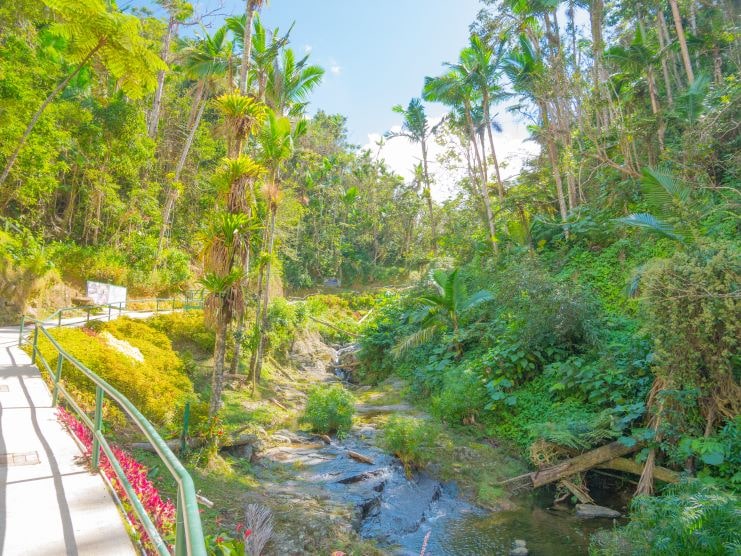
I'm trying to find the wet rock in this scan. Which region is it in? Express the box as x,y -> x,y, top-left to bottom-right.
290,329 -> 337,374
510,538 -> 529,555
575,504 -> 621,518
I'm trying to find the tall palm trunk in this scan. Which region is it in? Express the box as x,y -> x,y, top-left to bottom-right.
0,39 -> 105,191
252,202 -> 277,391
239,1 -> 257,94
538,100 -> 569,223
482,91 -> 505,200
669,0 -> 695,85
158,95 -> 207,254
656,13 -> 674,105
658,10 -> 683,89
149,16 -> 176,138
249,211 -> 272,384
463,102 -> 497,255
209,314 -> 229,417
420,139 -> 438,254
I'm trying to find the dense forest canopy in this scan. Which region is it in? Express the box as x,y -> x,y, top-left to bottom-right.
1,0 -> 739,554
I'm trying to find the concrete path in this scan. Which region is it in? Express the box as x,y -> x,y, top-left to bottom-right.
0,324 -> 136,555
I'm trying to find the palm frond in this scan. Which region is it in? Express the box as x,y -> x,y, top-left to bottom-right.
459,289 -> 494,312
391,325 -> 440,359
640,167 -> 690,216
616,213 -> 683,242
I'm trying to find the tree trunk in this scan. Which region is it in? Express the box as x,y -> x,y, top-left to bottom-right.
658,10 -> 683,90
148,16 -> 176,138
239,1 -> 257,95
253,203 -> 278,388
669,0 -> 695,85
420,139 -> 438,255
464,103 -> 497,255
482,90 -> 505,200
158,95 -> 207,254
0,39 -> 104,190
538,100 -> 569,223
656,13 -> 674,105
209,315 -> 229,417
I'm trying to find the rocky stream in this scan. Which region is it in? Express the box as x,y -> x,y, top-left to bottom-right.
230,332 -> 621,555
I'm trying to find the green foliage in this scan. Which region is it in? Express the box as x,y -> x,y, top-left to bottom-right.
591,480 -> 741,556
430,364 -> 488,425
301,383 -> 355,437
380,416 -> 439,476
0,221 -> 57,320
50,242 -> 192,295
392,268 -> 492,357
265,297 -> 307,356
147,311 -> 215,354
34,319 -> 194,429
641,242 -> 739,414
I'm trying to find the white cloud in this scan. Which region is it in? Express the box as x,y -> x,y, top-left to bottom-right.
363,111 -> 540,202
303,44 -> 313,54
328,58 -> 342,76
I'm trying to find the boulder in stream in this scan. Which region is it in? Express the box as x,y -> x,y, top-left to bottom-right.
575,503 -> 621,519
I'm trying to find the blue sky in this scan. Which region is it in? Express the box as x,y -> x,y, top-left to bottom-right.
130,0 -> 542,197
133,0 -> 483,145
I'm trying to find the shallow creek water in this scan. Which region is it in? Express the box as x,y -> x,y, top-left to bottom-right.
256,340 -> 618,554
258,428 -> 616,555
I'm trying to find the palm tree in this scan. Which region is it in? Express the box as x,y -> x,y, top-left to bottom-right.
392,269 -> 492,357
201,212 -> 251,417
158,27 -> 234,253
423,70 -> 499,254
249,112 -> 305,389
148,0 -> 193,138
239,0 -> 269,94
385,98 -> 438,254
463,34 -> 507,200
213,93 -> 269,376
265,48 -> 324,117
0,0 -> 166,191
503,34 -> 569,224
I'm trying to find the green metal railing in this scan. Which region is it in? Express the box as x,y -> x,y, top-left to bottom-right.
19,294 -> 206,556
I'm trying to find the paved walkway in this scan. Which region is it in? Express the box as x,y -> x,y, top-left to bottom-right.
0,322 -> 135,555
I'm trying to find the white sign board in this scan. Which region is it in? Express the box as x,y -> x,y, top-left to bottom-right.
87,281 -> 128,306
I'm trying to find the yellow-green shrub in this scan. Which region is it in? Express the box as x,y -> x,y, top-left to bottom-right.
146,311 -> 215,354
34,321 -> 194,430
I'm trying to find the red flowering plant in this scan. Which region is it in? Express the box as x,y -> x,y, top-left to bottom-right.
205,526 -> 252,556
57,407 -> 176,553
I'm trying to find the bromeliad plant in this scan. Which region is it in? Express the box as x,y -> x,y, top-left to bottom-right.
392,268 -> 492,358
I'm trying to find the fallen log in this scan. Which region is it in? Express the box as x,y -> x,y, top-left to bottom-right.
531,441 -> 640,488
270,398 -> 287,411
348,450 -> 374,465
598,457 -> 679,484
560,477 -> 594,504
501,441 -> 641,489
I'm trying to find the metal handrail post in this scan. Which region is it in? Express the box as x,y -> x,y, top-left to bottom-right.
91,386 -> 104,470
52,355 -> 63,406
32,326 -> 39,365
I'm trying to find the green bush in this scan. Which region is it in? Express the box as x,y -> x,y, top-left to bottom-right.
381,415 -> 439,476
147,311 -> 215,354
590,480 -> 741,555
301,384 -> 355,437
33,319 -> 194,429
266,297 -> 307,356
430,365 -> 488,425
